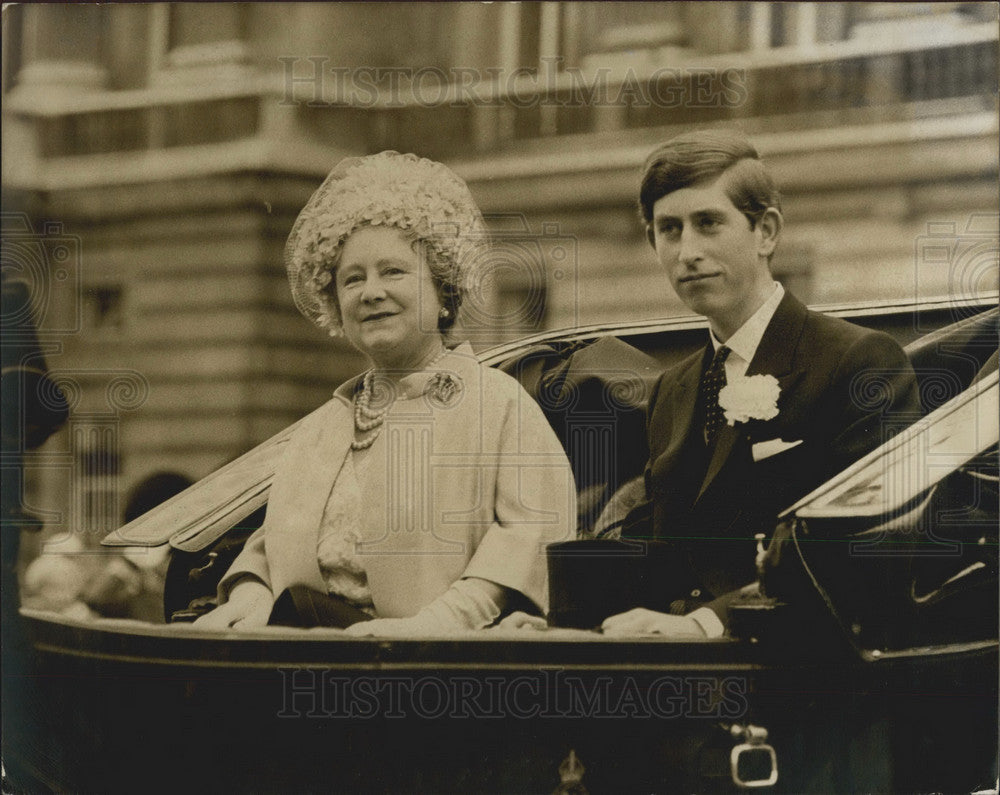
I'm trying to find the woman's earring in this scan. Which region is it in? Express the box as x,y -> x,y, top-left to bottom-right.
439,307 -> 450,319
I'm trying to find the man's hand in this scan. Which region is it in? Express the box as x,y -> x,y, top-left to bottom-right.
193,578 -> 273,631
601,607 -> 707,638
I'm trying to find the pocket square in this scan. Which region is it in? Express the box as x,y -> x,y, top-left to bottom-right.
752,438 -> 803,462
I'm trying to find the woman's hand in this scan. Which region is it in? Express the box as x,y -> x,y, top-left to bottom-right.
193,578 -> 273,631
343,615 -> 444,637
601,607 -> 706,638
493,611 -> 549,632
344,577 -> 505,637
345,610 -> 549,637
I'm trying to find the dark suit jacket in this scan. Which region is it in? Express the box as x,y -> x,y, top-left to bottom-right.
622,291 -> 922,626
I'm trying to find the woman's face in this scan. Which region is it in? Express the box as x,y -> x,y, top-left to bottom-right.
335,226 -> 444,370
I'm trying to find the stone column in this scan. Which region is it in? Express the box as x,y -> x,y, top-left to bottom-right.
14,4 -> 108,97
151,3 -> 253,85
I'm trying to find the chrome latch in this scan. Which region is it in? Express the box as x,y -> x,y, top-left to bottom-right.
552,749 -> 587,794
729,723 -> 778,788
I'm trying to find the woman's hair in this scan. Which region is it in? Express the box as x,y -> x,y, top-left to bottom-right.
638,129 -> 781,244
285,151 -> 486,336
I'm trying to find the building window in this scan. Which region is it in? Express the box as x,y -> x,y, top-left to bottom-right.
507,2 -> 581,74
74,429 -> 121,535
569,2 -> 691,71
83,285 -> 124,331
517,3 -> 543,72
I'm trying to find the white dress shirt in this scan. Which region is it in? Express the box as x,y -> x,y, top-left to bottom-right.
710,281 -> 785,382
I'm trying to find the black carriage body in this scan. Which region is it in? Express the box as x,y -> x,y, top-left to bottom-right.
17,614 -> 998,794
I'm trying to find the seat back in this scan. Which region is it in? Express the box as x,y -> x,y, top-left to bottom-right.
497,336 -> 663,537
904,306 -> 999,413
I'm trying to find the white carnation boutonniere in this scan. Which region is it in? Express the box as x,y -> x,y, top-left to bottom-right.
718,374 -> 781,425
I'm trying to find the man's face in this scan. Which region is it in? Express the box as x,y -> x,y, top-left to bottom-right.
650,172 -> 779,338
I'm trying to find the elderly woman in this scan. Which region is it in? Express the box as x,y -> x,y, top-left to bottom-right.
195,152 -> 575,635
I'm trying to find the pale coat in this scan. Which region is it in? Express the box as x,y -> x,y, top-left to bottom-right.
218,343 -> 576,616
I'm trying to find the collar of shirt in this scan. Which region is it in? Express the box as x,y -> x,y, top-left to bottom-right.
709,282 -> 784,380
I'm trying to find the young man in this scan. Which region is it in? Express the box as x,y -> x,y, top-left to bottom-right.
602,129 -> 922,638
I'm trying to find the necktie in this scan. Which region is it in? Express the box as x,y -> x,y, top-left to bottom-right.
701,346 -> 731,446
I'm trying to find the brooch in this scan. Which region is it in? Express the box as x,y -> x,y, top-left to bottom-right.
426,372 -> 462,407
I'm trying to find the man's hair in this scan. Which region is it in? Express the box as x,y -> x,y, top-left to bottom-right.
639,129 -> 781,241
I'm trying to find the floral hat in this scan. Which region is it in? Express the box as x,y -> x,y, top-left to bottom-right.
284,151 -> 486,336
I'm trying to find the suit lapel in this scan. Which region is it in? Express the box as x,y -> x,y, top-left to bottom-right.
656,347 -> 710,469
696,422 -> 741,502
695,293 -> 808,503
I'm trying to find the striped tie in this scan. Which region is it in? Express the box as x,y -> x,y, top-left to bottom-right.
701,346 -> 731,446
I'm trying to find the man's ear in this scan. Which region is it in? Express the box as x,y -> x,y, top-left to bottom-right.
756,207 -> 782,259
645,224 -> 656,249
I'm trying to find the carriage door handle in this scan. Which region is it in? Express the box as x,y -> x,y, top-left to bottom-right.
728,723 -> 778,788
188,552 -> 218,584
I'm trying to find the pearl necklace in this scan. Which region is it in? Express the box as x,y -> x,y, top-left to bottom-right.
351,347 -> 450,451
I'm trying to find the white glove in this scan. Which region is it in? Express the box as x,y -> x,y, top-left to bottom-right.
344,578 -> 502,637
193,576 -> 274,631
493,611 -> 549,632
